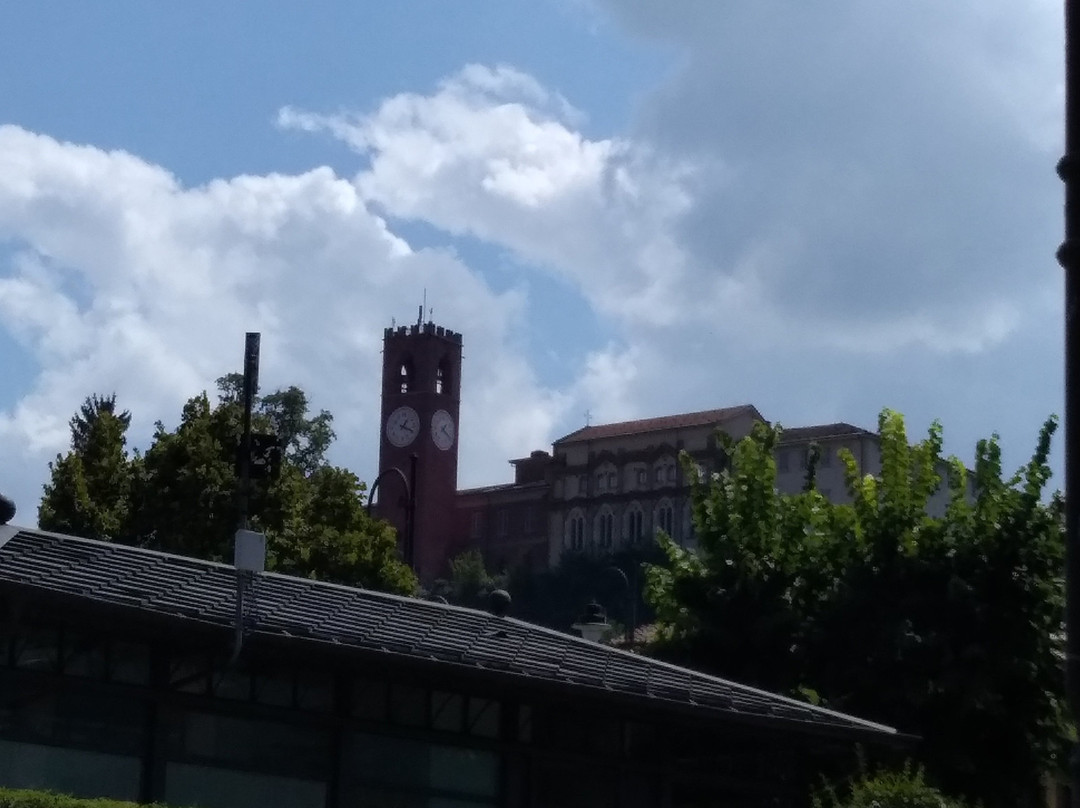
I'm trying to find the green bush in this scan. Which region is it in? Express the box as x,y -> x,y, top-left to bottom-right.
0,788 -> 176,808
814,762 -> 969,808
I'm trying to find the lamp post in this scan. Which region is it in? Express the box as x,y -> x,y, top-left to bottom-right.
572,600 -> 610,644
367,454 -> 418,572
604,565 -> 637,647
1061,2 -> 1080,802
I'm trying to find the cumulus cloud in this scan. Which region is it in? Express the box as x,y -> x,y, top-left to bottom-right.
280,64 -> 699,329
0,125 -> 568,520
1,1 -> 1066,524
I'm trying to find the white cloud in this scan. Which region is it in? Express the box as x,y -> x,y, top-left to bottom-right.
280,65 -> 699,330
1,2 -> 1067,526
0,125 -> 570,522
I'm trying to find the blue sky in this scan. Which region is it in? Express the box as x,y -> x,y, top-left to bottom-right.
0,1 -> 1065,521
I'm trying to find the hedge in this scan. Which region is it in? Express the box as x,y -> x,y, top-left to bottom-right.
0,789 -> 178,808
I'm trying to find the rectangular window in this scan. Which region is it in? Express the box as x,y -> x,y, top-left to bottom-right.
342,732 -> 499,802
666,466 -> 676,483
352,679 -> 388,723
595,473 -> 606,491
431,691 -> 465,733
820,447 -> 832,467
607,472 -> 617,489
579,475 -> 589,496
0,739 -> 141,802
777,450 -> 790,472
165,763 -> 326,808
636,469 -> 647,487
13,627 -> 58,672
390,683 -> 428,728
497,510 -> 510,537
63,632 -> 107,679
110,640 -> 151,685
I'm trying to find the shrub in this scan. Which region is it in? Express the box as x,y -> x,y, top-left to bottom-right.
813,762 -> 968,808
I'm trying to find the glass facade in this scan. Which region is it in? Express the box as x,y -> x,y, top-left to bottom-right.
0,603 -> 842,807
0,615 -> 509,807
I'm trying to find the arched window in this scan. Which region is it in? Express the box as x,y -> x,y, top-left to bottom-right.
682,501 -> 694,547
399,359 -> 414,394
436,358 -> 450,395
595,507 -> 615,551
594,462 -> 617,493
565,509 -> 586,552
653,456 -> 676,487
624,502 -> 644,544
655,499 -> 675,538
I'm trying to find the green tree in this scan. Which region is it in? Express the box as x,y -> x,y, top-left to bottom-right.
39,394 -> 136,540
43,384 -> 416,596
645,411 -> 1065,808
215,374 -> 334,475
270,466 -> 415,593
432,549 -> 508,608
814,761 -> 969,808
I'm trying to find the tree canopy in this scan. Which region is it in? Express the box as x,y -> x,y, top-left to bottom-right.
645,411 -> 1065,808
39,382 -> 416,596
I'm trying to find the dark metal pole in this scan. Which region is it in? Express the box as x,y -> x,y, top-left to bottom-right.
237,332 -> 260,531
1060,2 -> 1080,802
231,332 -> 260,666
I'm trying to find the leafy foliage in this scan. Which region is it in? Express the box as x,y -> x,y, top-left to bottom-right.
216,374 -> 334,475
40,395 -> 135,541
645,410 -> 1065,808
39,382 -> 416,596
431,549 -> 508,608
813,761 -> 969,808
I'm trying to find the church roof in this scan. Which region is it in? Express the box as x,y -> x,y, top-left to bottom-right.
555,404 -> 764,445
778,422 -> 875,443
0,525 -> 901,743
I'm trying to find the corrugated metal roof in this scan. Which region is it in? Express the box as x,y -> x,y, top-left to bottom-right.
555,405 -> 763,445
0,525 -> 897,740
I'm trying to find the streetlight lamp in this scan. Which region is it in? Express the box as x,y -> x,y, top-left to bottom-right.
366,455 -> 418,572
572,600 -> 610,644
604,565 -> 637,648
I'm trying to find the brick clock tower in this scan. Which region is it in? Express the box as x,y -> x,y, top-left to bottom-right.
376,315 -> 463,583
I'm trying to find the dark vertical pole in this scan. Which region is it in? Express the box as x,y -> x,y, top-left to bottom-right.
407,452 -> 418,572
1060,2 -> 1080,803
237,333 -> 260,531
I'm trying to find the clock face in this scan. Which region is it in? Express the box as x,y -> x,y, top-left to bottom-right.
431,409 -> 455,451
386,406 -> 420,447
